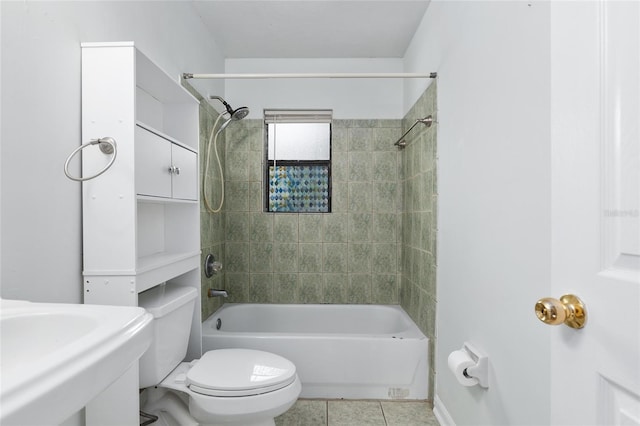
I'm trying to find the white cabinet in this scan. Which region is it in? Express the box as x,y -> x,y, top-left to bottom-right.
135,124 -> 198,200
80,42 -> 201,358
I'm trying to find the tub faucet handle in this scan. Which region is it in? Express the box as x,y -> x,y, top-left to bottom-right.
208,289 -> 228,298
204,254 -> 223,278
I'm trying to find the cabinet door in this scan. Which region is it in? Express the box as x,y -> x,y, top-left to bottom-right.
136,126 -> 172,198
171,145 -> 198,200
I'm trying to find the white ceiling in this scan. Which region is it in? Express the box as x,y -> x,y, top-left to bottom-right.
191,1 -> 431,58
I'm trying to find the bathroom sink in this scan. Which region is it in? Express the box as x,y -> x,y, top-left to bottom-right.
0,298 -> 153,425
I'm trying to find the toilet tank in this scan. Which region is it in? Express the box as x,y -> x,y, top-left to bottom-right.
138,283 -> 198,388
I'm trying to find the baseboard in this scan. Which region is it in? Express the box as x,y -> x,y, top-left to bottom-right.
433,394 -> 456,426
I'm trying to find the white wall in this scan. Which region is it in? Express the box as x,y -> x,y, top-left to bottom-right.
404,1 -> 552,424
224,58 -> 404,119
0,1 -> 224,303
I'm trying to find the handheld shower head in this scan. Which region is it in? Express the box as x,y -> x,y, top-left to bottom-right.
209,96 -> 249,123
231,106 -> 250,121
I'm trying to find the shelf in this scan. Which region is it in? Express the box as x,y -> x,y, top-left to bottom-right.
136,122 -> 197,153
134,48 -> 197,105
137,250 -> 200,273
137,195 -> 198,205
136,251 -> 201,293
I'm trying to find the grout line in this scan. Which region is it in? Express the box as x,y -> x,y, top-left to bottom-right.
379,401 -> 388,426
325,400 -> 329,426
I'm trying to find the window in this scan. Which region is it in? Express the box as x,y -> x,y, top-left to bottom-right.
264,110 -> 332,213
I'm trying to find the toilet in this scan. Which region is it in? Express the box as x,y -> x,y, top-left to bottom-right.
137,284 -> 301,426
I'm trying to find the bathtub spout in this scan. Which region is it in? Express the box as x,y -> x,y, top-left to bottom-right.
208,289 -> 228,298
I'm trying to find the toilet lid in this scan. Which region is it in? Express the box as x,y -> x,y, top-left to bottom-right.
187,349 -> 297,397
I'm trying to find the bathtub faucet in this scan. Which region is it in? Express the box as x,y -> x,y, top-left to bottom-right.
208,289 -> 228,298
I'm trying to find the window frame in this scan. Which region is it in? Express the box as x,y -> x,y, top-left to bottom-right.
263,110 -> 333,213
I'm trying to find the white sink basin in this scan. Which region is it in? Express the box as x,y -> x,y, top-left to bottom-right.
0,298 -> 153,425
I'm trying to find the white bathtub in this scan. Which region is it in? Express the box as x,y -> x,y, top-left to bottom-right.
201,303 -> 428,400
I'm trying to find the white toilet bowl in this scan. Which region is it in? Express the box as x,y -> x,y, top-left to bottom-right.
137,284 -> 300,426
157,349 -> 301,426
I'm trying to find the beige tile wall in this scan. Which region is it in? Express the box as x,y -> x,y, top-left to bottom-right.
221,119 -> 404,305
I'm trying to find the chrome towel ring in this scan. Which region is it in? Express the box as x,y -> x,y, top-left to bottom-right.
64,137 -> 117,182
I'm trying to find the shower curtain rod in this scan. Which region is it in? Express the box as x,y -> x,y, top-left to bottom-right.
182,72 -> 437,80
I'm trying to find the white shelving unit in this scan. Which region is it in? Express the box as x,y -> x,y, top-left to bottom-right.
80,42 -> 202,360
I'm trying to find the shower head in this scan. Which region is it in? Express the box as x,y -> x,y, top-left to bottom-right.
230,106 -> 250,121
209,95 -> 249,121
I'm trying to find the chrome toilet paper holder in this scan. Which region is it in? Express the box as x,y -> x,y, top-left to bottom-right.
461,342 -> 489,388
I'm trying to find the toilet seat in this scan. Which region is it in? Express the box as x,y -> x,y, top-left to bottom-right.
186,349 -> 297,397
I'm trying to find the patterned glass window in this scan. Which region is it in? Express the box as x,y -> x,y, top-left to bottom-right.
265,110 -> 332,213
268,164 -> 330,212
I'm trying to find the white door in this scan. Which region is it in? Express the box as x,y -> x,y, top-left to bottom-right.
550,1 -> 640,425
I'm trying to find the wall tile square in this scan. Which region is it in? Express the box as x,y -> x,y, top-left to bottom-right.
332,153 -> 349,182
323,243 -> 348,273
225,126 -> 249,152
348,213 -> 372,242
323,213 -> 348,243
348,151 -> 372,181
372,213 -> 397,243
348,182 -> 372,212
249,273 -> 273,303
299,243 -> 323,273
371,274 -> 398,304
274,215 -> 298,242
348,243 -> 372,273
299,214 -> 323,242
298,273 -> 324,303
331,127 -> 348,153
373,181 -> 398,213
225,242 -> 249,272
250,213 -> 273,242
225,181 -> 249,211
323,274 -> 348,303
373,151 -> 398,181
226,212 -> 250,241
373,127 -> 402,152
349,128 -> 373,151
273,273 -> 299,303
348,274 -> 371,303
225,272 -> 249,302
225,151 -> 249,181
250,242 -> 273,272
372,243 -> 397,274
273,243 -> 298,272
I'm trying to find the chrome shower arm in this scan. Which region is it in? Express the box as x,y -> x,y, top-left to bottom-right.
393,115 -> 433,149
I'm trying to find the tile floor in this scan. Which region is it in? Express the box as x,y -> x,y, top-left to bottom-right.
275,399 -> 439,426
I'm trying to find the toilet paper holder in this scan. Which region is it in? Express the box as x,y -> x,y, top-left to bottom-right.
460,342 -> 489,388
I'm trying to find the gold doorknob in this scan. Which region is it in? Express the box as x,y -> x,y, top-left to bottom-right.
534,294 -> 587,329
